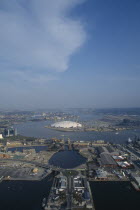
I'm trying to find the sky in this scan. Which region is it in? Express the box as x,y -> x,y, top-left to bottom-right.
0,0 -> 140,110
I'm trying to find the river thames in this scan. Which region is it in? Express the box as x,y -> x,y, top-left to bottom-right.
14,120 -> 140,144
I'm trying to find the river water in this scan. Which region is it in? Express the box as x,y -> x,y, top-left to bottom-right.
14,120 -> 140,144
90,181 -> 140,210
0,174 -> 53,210
49,150 -> 87,168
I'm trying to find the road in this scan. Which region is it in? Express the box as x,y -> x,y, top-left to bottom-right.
66,176 -> 73,210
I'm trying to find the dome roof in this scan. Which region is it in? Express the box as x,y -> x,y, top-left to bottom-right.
51,121 -> 82,128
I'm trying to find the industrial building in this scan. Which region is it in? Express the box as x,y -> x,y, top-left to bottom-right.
74,176 -> 85,189
54,176 -> 67,191
112,155 -> 126,161
116,161 -> 133,169
97,146 -> 119,156
95,169 -> 108,180
100,153 -> 117,168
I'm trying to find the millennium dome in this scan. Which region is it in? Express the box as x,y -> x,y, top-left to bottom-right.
51,121 -> 82,128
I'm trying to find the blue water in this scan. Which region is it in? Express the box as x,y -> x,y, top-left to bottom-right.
49,150 -> 87,168
0,174 -> 53,210
90,181 -> 140,210
14,120 -> 140,144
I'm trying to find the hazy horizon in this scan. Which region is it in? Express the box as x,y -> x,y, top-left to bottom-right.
1,106 -> 140,112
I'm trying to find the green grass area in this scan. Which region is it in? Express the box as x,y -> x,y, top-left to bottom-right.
3,135 -> 37,141
62,170 -> 78,177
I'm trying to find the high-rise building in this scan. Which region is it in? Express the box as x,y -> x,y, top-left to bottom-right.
3,128 -> 17,137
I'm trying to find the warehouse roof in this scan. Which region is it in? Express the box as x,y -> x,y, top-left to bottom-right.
100,153 -> 117,166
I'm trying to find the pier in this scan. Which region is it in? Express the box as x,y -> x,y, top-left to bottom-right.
44,170 -> 95,210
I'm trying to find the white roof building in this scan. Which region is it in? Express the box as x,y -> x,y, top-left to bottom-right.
51,121 -> 82,128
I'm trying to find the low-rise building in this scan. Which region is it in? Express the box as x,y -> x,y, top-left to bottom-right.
6,141 -> 23,147
112,155 -> 126,162
100,153 -> 117,168
0,153 -> 10,158
95,169 -> 108,180
117,161 -> 133,169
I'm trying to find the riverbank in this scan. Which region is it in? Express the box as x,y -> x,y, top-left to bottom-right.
2,169 -> 52,181
45,125 -> 139,133
7,144 -> 48,148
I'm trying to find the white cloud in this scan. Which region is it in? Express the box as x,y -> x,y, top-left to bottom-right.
0,0 -> 87,79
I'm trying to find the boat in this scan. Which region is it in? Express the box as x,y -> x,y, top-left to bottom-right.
131,181 -> 140,191
115,132 -> 119,135
128,138 -> 132,143
0,176 -> 4,183
42,198 -> 47,208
